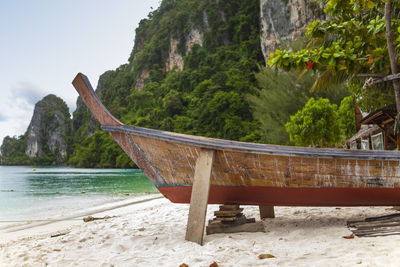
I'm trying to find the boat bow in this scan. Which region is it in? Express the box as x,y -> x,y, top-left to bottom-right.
72,73 -> 123,127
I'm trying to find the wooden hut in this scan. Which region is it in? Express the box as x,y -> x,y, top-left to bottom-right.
348,104 -> 398,150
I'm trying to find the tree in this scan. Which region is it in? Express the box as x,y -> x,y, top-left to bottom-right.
68,131 -> 135,168
384,0 -> 400,112
247,69 -> 314,144
338,96 -> 357,139
285,98 -> 341,147
268,0 -> 400,111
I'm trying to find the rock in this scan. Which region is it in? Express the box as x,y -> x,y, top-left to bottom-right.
165,38 -> 184,72
258,253 -> 276,259
135,69 -> 150,91
260,0 -> 326,60
25,94 -> 72,164
83,216 -> 95,222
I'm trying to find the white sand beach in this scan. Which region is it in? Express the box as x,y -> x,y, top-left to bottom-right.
1,194 -> 400,266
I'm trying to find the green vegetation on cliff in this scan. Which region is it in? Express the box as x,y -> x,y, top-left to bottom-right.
0,135 -> 32,165
69,0 -> 265,167
69,131 -> 134,168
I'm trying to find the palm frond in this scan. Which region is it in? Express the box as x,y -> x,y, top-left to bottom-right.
311,70 -> 349,92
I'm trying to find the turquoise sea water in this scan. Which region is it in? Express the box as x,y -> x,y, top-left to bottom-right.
0,166 -> 157,221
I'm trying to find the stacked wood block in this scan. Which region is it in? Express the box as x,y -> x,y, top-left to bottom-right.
206,204 -> 265,235
347,213 -> 400,237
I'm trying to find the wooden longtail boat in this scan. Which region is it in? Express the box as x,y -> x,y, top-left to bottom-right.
73,73 -> 400,244
72,73 -> 400,207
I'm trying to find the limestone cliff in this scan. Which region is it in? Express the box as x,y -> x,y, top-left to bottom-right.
260,0 -> 325,59
25,94 -> 71,164
165,28 -> 204,72
135,27 -> 205,90
134,0 -> 323,88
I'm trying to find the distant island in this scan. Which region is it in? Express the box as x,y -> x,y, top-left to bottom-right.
1,94 -> 72,166
0,92 -> 133,167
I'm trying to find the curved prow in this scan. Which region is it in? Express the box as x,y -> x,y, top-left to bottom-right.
72,73 -> 123,127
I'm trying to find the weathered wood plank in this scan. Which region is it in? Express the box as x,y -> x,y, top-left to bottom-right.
348,214 -> 400,225
214,208 -> 243,217
348,212 -> 400,237
219,204 -> 240,211
210,215 -> 247,225
259,206 -> 275,219
364,213 -> 400,222
246,218 -> 256,223
209,217 -> 255,225
206,221 -> 265,235
354,226 -> 400,235
350,219 -> 400,228
185,149 -> 215,245
214,214 -> 244,221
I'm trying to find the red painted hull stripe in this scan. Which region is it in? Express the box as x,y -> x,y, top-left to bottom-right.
157,185 -> 400,206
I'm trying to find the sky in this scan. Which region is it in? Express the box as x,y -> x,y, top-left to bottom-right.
0,0 -> 160,144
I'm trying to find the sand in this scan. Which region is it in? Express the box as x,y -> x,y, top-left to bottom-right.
1,194 -> 400,266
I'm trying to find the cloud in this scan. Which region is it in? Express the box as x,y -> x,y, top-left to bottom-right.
10,81 -> 46,105
0,81 -> 45,144
0,112 -> 6,122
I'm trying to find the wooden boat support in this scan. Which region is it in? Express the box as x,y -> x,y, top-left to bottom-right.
185,149 -> 214,245
73,73 -> 400,245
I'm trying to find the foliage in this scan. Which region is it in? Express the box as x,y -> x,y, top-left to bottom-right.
248,69 -> 313,144
268,0 -> 399,107
0,135 -> 33,165
248,54 -> 350,144
338,95 -> 357,139
285,98 -> 342,147
71,0 -> 264,157
346,79 -> 395,112
284,95 -> 356,147
68,131 -> 135,168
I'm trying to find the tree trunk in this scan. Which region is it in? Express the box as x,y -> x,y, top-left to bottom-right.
385,0 -> 400,112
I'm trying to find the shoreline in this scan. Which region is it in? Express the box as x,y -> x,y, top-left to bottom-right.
2,197 -> 400,266
0,194 -> 163,243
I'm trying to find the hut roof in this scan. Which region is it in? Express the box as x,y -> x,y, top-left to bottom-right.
347,124 -> 381,143
360,104 -> 396,125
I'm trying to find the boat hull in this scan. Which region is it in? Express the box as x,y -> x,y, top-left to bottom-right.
158,185 -> 400,206
72,73 -> 400,207
107,130 -> 400,206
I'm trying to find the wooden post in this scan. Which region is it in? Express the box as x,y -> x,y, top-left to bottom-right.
259,206 -> 275,219
384,125 -> 388,150
397,133 -> 400,150
185,149 -> 215,245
